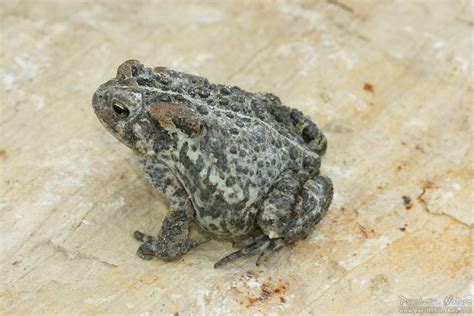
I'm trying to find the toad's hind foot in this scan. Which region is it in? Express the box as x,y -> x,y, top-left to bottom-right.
214,235 -> 287,268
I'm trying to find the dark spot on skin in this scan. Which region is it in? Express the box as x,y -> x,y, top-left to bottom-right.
209,223 -> 218,231
303,156 -> 320,171
239,150 -> 246,157
290,108 -> 303,125
158,94 -> 171,102
289,146 -> 298,160
302,124 -> 318,143
164,177 -> 173,187
402,196 -> 412,209
188,89 -> 197,97
220,86 -> 231,95
208,136 -> 221,149
136,78 -> 154,87
130,65 -> 139,77
174,94 -> 186,102
179,142 -> 192,168
235,120 -> 244,127
232,95 -> 245,104
197,105 -> 208,115
195,157 -> 205,172
233,217 -> 248,231
270,105 -> 290,123
231,86 -> 241,93
219,127 -> 230,138
199,184 -> 218,209
219,98 -> 229,105
204,193 -> 231,219
363,82 -> 375,93
230,128 -> 239,135
236,164 -> 247,174
199,89 -> 210,98
201,131 -> 229,172
226,177 -> 236,187
275,177 -> 300,192
251,99 -> 267,119
159,75 -> 171,85
172,115 -> 200,137
265,93 -> 281,103
229,146 -> 237,154
220,220 -> 229,233
287,160 -> 299,170
226,112 -> 234,118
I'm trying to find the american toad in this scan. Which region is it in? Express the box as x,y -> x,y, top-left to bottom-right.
92,60 -> 333,268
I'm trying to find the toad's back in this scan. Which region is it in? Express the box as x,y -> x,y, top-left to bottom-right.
129,64 -> 328,157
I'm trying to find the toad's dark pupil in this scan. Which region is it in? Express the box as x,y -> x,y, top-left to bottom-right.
113,102 -> 129,118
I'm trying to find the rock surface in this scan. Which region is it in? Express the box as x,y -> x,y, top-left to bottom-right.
1,0 -> 472,314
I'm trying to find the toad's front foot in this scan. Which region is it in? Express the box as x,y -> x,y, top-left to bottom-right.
135,231 -> 209,262
137,239 -> 156,260
134,230 -> 156,242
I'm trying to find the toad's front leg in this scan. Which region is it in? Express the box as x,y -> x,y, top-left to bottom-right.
134,159 -> 205,261
135,206 -> 203,261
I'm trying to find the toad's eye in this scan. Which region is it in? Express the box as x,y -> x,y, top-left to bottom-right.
112,102 -> 130,118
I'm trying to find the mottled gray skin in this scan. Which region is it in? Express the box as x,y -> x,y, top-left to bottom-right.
92,60 -> 333,267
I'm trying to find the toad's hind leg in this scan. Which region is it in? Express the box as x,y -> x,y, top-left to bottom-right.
258,174 -> 332,265
214,172 -> 333,268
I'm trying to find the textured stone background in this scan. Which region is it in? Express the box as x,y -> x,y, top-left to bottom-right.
1,0 -> 472,314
